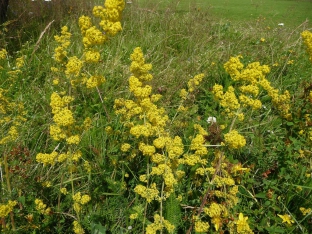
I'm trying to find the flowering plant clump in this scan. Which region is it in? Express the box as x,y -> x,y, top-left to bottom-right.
114,47 -> 252,233
30,0 -> 125,233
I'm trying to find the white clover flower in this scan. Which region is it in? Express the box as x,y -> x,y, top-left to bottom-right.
207,116 -> 217,124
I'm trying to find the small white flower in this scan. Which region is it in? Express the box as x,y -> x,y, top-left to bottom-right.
128,226 -> 132,230
207,116 -> 217,124
278,23 -> 284,26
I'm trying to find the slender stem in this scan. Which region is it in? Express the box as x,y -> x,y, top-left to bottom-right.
159,181 -> 165,234
96,86 -> 110,121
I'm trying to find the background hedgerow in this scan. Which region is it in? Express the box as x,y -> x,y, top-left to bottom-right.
1,0 -> 312,233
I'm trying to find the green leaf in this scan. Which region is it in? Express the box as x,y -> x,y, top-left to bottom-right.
265,226 -> 285,233
255,193 -> 266,199
91,223 -> 107,234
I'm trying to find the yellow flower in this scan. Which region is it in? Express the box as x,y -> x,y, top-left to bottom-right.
130,213 -> 138,219
66,135 -> 80,145
301,30 -> 312,63
86,75 -> 106,88
0,200 -> 17,218
84,161 -> 92,173
224,130 -> 246,149
65,56 -> 83,77
60,188 -> 68,195
195,220 -> 210,232
300,207 -> 312,216
121,143 -> 131,152
53,108 -> 75,126
278,214 -> 294,225
80,195 -> 91,205
236,213 -> 253,233
134,183 -> 159,203
0,48 -> 7,60
35,199 -> 51,215
73,221 -> 85,234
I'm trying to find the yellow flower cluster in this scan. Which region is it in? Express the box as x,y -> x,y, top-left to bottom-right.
37,148 -> 83,165
187,73 -> 205,93
54,26 -> 71,63
145,214 -> 175,234
302,30 -> 312,63
139,142 -> 156,156
224,130 -> 246,149
133,183 -> 159,203
221,56 -> 291,119
49,92 -> 77,140
76,0 -> 124,91
193,151 -> 246,232
212,85 -> 241,118
239,94 -> 262,110
0,48 -> 7,60
0,200 -> 17,218
151,163 -> 177,189
84,49 -> 101,63
35,199 -> 51,215
65,56 -> 83,78
300,207 -> 312,216
72,192 -> 91,213
115,48 -> 169,136
36,151 -> 58,166
202,202 -> 230,230
82,26 -> 107,48
0,88 -> 26,144
121,143 -> 131,152
36,91 -> 86,165
73,220 -> 85,234
15,56 -> 25,68
194,219 -> 210,233
130,213 -> 138,219
85,75 -> 106,89
93,0 -> 125,37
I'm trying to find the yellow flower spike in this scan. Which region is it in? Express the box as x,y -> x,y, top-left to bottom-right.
73,221 -> 85,234
302,30 -> 312,63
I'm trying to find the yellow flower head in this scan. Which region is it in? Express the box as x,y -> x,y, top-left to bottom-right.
278,214 -> 294,225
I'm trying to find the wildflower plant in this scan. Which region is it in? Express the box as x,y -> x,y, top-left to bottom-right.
32,0 -> 125,233
114,47 -> 253,233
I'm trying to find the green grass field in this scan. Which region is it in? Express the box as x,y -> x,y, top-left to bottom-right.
1,0 -> 312,233
138,0 -> 312,27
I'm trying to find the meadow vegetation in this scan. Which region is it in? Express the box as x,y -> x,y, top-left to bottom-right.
1,0 -> 312,233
